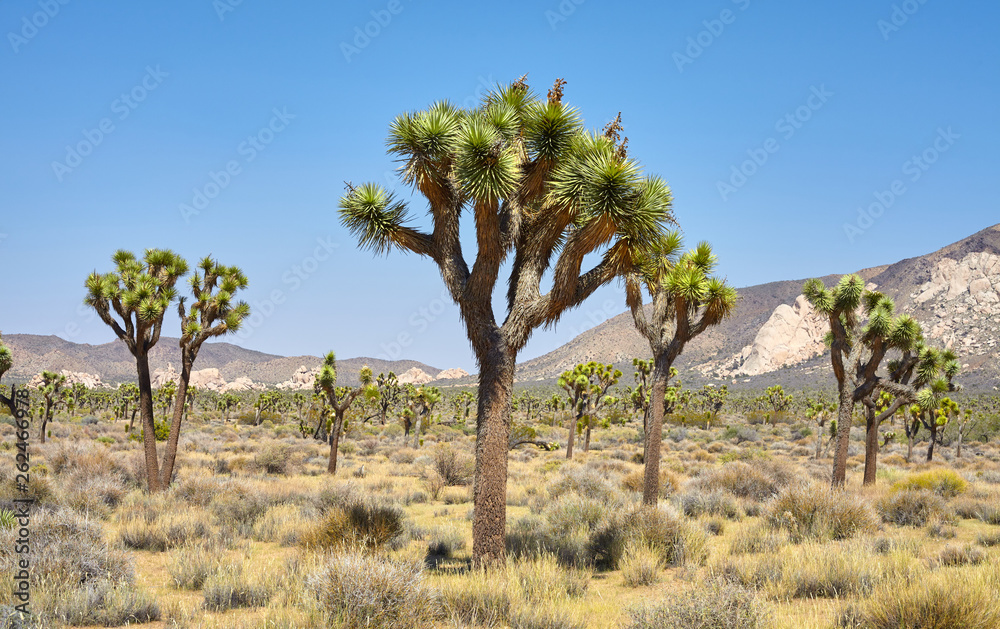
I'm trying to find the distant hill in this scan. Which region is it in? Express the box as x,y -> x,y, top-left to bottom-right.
2,335 -> 441,387
516,223 -> 1000,392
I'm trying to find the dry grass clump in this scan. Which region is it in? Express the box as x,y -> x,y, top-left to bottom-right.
936,543 -> 986,567
625,581 -> 770,629
299,497 -> 406,551
589,505 -> 708,570
876,489 -> 949,527
677,489 -> 742,520
202,562 -> 274,611
838,563 -> 1000,629
429,443 -> 474,486
167,542 -> 222,589
37,578 -> 161,626
765,483 -> 878,542
308,551 -> 440,629
546,466 -> 621,504
728,523 -> 788,555
620,541 -> 663,587
715,539 -> 915,600
693,460 -> 794,503
621,468 -> 680,497
891,468 -> 967,497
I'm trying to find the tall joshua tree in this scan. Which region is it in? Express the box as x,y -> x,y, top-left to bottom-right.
316,352 -> 375,474
558,361 -> 620,458
803,275 -> 921,487
338,77 -> 674,563
624,236 -> 737,505
37,370 -> 66,443
85,249 -> 188,492
160,258 -> 249,488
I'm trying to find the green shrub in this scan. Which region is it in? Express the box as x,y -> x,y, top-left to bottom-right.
891,469 -> 967,497
300,498 -> 406,551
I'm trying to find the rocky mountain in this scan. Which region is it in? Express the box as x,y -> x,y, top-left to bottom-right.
517,223 -> 1000,391
2,335 -> 444,389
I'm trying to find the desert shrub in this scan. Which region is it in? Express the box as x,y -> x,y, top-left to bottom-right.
430,444 -> 474,486
253,442 -> 290,475
209,485 -> 272,535
840,565 -> 1000,629
677,489 -> 742,520
309,551 -> 441,629
734,427 -> 761,444
625,582 -> 769,629
167,543 -> 220,589
507,554 -> 589,601
547,467 -> 620,504
621,469 -> 679,497
40,579 -> 160,626
588,505 -> 708,570
876,489 -> 949,527
716,540 -> 914,600
545,494 -> 609,537
766,484 -> 878,541
507,607 -> 585,629
253,503 -> 315,546
426,524 -> 465,562
620,541 -> 662,587
505,514 -> 590,568
975,503 -> 1000,525
728,524 -> 788,555
58,472 -> 127,518
300,498 -> 405,551
976,530 -> 1000,547
202,564 -> 272,611
695,461 -> 788,502
936,544 -> 986,567
892,468 -> 967,497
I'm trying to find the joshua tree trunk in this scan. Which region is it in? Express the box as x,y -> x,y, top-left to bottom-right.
926,426 -> 937,462
136,352 -> 162,492
40,399 -> 52,444
642,354 -> 670,506
863,405 -> 879,486
831,385 -> 854,488
583,420 -> 592,453
956,430 -> 963,459
566,408 -> 581,459
471,342 -> 515,566
328,414 -> 344,474
160,359 -> 192,488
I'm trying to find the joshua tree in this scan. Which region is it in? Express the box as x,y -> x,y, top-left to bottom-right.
631,358 -> 653,434
698,384 -> 728,428
338,77 -> 674,563
217,392 -> 240,422
117,382 -> 140,431
405,385 -> 441,448
806,400 -> 837,460
624,236 -> 736,505
159,258 -> 249,487
558,362 -> 621,458
856,342 -> 957,483
0,334 -> 16,416
36,371 -> 66,443
315,352 -> 375,474
85,248 -> 189,492
374,372 -> 401,425
155,381 -> 176,421
253,391 -> 283,425
803,275 -> 922,487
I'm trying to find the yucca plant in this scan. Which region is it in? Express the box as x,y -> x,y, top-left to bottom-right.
338,76 -> 675,564
85,248 -> 188,492
160,257 -> 250,488
315,351 -> 376,474
803,275 -> 926,487
625,237 -> 737,504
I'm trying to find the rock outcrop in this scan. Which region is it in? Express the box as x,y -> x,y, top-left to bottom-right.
398,367 -> 434,385
28,370 -> 108,389
434,368 -> 471,380
276,366 -> 320,391
721,295 -> 827,376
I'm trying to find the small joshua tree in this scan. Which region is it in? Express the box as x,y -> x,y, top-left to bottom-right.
559,362 -> 621,458
405,385 -> 441,449
36,371 -> 66,443
0,334 -> 19,416
86,249 -> 188,492
803,275 -> 921,487
315,352 -> 375,474
624,237 -> 736,505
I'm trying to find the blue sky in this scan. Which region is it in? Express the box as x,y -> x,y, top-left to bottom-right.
1,0 -> 998,372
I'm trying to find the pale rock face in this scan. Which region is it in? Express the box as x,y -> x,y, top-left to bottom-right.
151,364 -> 179,388
275,365 -> 321,390
434,368 -> 471,380
29,370 -> 108,389
917,252 -> 1000,347
221,377 -> 263,392
729,295 -> 827,377
397,367 -> 434,385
